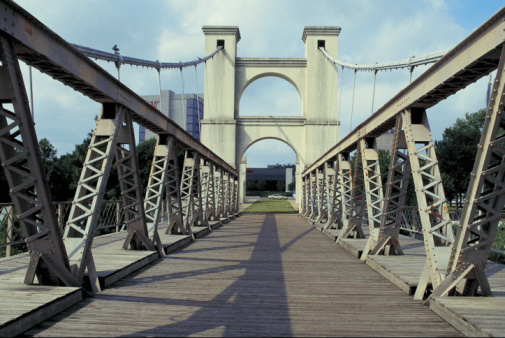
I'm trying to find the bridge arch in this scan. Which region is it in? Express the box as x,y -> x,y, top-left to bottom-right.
237,71 -> 304,118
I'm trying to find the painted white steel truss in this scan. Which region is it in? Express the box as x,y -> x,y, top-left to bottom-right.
180,151 -> 203,232
430,47 -> 505,300
316,168 -> 328,223
402,108 -> 455,300
370,115 -> 410,257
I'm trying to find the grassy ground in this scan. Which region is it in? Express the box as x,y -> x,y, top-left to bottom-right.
242,199 -> 297,213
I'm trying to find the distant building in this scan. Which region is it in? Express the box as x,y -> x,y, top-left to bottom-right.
139,90 -> 203,143
246,165 -> 296,192
375,128 -> 394,152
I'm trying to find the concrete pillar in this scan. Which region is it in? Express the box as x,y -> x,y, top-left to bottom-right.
302,26 -> 341,163
202,26 -> 240,168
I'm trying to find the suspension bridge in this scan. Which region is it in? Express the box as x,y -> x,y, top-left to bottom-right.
1,0 -> 505,336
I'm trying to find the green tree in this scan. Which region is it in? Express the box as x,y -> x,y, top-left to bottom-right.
435,109 -> 486,207
288,181 -> 296,192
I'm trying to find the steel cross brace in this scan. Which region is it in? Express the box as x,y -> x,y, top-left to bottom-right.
300,177 -> 306,215
359,139 -> 386,260
116,111 -> 155,252
302,176 -> 310,217
201,160 -> 216,224
232,176 -> 239,213
400,108 -> 455,300
369,114 -> 410,257
63,104 -> 126,292
163,139 -> 185,235
0,35 -> 79,288
180,150 -> 203,232
143,135 -> 179,255
214,167 -> 224,219
315,167 -> 328,224
430,46 -> 505,301
222,171 -> 231,218
323,157 -> 345,232
307,171 -> 318,220
322,160 -> 336,229
339,140 -> 369,240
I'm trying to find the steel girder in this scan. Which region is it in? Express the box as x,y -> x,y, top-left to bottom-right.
222,171 -> 230,218
315,168 -> 328,223
300,177 -> 306,215
201,160 -> 216,223
337,156 -> 353,232
164,139 -> 185,235
323,160 -> 339,231
180,151 -> 203,233
0,35 -> 79,288
339,140 -> 368,240
359,139 -> 385,260
142,135 -> 178,255
401,108 -> 455,300
429,46 -> 505,301
308,171 -> 317,220
63,104 -> 125,292
369,114 -> 410,257
214,168 -> 224,219
116,111 -> 156,252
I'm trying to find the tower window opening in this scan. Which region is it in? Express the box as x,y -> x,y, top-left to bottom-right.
217,40 -> 225,48
318,40 -> 326,49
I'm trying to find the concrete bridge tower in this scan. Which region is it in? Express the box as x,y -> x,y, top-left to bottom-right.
201,26 -> 341,204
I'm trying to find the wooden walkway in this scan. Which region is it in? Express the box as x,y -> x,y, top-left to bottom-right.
25,214 -> 460,337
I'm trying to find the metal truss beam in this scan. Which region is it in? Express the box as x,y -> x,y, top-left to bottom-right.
0,35 -> 79,288
143,135 -> 176,255
201,160 -> 216,224
316,168 -> 328,223
370,114 -> 410,256
63,103 -> 125,292
164,141 -> 185,235
430,46 -> 505,301
360,139 -> 385,261
180,151 -> 203,232
339,141 -> 367,240
401,108 -> 455,300
323,159 -> 341,231
115,111 -> 155,252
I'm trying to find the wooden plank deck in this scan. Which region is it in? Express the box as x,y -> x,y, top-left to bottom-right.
319,222 -> 505,337
25,214 -> 460,337
0,220 -> 223,336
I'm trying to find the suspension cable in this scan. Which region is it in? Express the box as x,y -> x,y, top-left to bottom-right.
350,69 -> 357,133
194,65 -> 201,141
319,47 -> 447,72
204,60 -> 213,150
179,67 -> 186,130
73,44 -> 223,70
371,69 -> 377,115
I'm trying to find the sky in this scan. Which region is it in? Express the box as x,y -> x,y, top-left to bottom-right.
13,0 -> 505,168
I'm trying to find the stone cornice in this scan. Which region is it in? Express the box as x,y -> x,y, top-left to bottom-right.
202,26 -> 241,42
302,26 -> 341,42
236,58 -> 306,68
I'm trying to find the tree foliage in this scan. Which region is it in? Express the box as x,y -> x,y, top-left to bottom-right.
435,109 -> 486,207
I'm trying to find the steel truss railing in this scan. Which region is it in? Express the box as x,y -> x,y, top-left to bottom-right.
301,6 -> 505,302
0,0 -> 239,292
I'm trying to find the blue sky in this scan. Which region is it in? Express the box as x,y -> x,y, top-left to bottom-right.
14,0 -> 505,168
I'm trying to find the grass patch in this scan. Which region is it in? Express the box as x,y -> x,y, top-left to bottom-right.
242,199 -> 297,213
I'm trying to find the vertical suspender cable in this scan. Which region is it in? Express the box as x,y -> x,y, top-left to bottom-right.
371,69 -> 377,115
349,69 -> 357,133
328,62 -> 335,150
194,65 -> 201,141
204,60 -> 213,150
157,64 -> 162,112
338,66 -> 344,136
180,67 -> 186,132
